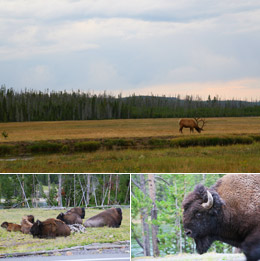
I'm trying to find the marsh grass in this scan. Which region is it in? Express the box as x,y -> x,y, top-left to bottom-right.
0,208 -> 130,254
0,143 -> 260,173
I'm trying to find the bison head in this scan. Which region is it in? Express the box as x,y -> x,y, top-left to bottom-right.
30,220 -> 43,238
56,213 -> 65,222
81,208 -> 85,219
27,215 -> 35,224
182,184 -> 225,254
1,222 -> 8,228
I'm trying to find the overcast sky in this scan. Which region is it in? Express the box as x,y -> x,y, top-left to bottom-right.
1,0 -> 260,100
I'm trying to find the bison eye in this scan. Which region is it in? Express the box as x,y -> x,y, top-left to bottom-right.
195,213 -> 202,218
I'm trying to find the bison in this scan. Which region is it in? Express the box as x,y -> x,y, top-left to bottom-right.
56,212 -> 82,225
30,218 -> 71,238
84,208 -> 122,228
1,222 -> 21,232
21,215 -> 35,234
179,118 -> 206,133
66,207 -> 85,219
182,174 -> 260,261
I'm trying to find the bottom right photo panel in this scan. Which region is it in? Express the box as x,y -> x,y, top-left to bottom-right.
131,174 -> 260,261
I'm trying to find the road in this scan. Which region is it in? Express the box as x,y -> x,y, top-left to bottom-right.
3,250 -> 130,261
132,253 -> 245,261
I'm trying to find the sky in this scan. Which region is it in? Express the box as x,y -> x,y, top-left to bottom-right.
0,0 -> 260,100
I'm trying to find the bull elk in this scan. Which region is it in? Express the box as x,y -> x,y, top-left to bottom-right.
179,118 -> 206,133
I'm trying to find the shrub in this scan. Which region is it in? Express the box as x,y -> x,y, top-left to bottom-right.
148,139 -> 169,147
0,144 -> 15,156
103,139 -> 135,148
28,142 -> 63,153
170,136 -> 253,148
74,141 -> 101,152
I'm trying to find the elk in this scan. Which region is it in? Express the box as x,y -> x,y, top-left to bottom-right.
179,118 -> 206,133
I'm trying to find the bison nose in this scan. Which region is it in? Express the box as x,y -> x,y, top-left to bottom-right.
185,229 -> 192,236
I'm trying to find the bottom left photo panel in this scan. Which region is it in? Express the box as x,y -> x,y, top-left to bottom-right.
0,174 -> 130,260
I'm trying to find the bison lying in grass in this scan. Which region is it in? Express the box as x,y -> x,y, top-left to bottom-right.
1,222 -> 21,232
84,208 -> 122,228
66,207 -> 85,219
30,218 -> 71,238
182,174 -> 260,261
57,207 -> 85,225
21,215 -> 35,234
56,212 -> 82,225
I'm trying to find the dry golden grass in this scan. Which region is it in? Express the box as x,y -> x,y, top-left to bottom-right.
0,117 -> 260,142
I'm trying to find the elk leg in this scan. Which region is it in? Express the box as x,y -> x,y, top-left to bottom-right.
179,127 -> 183,133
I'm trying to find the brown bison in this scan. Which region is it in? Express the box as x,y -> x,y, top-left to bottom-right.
1,222 -> 21,232
30,218 -> 71,238
56,212 -> 82,225
84,208 -> 122,228
21,215 -> 35,234
66,207 -> 85,219
182,174 -> 260,261
179,118 -> 206,133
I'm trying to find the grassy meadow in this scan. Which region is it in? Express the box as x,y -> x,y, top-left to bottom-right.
0,117 -> 260,172
1,117 -> 260,142
0,208 -> 130,255
0,143 -> 260,173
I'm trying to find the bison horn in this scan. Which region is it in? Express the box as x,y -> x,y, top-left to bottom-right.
202,190 -> 214,209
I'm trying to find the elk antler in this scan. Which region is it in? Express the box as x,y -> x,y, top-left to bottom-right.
194,118 -> 206,129
198,118 -> 206,129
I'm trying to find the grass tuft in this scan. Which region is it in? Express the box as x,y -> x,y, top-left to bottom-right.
74,141 -> 101,152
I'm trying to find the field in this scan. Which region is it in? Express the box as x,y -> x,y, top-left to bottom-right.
0,117 -> 260,173
0,117 -> 260,142
0,208 -> 130,255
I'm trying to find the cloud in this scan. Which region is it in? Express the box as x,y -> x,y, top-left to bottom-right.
0,0 -> 259,99
130,78 -> 260,100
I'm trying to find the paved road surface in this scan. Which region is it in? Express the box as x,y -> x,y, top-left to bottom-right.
3,247 -> 130,261
132,253 -> 245,261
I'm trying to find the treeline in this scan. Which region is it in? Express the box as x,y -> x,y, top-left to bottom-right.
1,85 -> 260,122
131,174 -> 231,257
0,174 -> 130,208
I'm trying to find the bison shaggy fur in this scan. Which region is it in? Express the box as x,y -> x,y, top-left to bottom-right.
84,208 -> 122,228
56,212 -> 82,225
1,222 -> 21,232
66,207 -> 85,219
21,215 -> 35,234
30,218 -> 71,239
182,174 -> 260,261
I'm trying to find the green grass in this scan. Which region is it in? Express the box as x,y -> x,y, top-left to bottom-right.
0,142 -> 260,172
0,208 -> 130,254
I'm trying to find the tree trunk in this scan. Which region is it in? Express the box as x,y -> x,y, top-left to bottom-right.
58,174 -> 63,207
48,174 -> 51,201
124,180 -> 130,204
148,174 -> 160,257
74,174 -> 76,206
140,174 -> 151,256
107,174 -> 112,205
86,174 -> 91,205
115,174 -> 119,203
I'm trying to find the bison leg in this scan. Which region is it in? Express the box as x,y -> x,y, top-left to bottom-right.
242,231 -> 260,261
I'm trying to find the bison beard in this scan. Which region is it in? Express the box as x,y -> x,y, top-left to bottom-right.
195,237 -> 215,254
